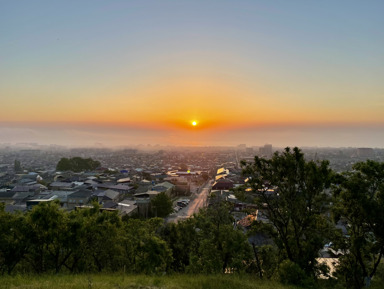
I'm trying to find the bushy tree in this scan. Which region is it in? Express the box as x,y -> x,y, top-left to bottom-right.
241,147 -> 334,280
188,203 -> 252,273
121,218 -> 172,274
25,201 -> 70,273
0,204 -> 29,274
56,157 -> 71,171
14,160 -> 22,173
56,157 -> 100,172
0,202 -> 176,274
333,160 -> 384,289
151,192 -> 173,218
160,218 -> 198,272
62,203 -> 125,273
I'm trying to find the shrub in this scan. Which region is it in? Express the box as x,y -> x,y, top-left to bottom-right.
278,260 -> 307,286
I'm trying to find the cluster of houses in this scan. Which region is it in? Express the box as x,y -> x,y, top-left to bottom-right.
0,167 -> 208,218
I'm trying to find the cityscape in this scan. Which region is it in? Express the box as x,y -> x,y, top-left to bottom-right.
1,143 -> 383,215
1,1 -> 384,288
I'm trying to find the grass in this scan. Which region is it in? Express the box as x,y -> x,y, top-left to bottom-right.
3,273 -> 383,289
0,274 -> 297,289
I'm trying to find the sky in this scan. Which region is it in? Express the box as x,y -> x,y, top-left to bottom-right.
1,0 -> 384,147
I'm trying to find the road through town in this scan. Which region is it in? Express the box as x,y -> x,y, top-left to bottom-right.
186,180 -> 212,216
166,180 -> 212,223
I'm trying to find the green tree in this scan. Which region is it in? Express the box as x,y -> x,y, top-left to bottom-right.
62,208 -> 90,273
0,204 -> 29,274
257,245 -> 279,279
333,160 -> 384,289
56,157 -> 100,172
188,203 -> 252,274
160,218 -> 198,272
25,201 -> 70,273
56,157 -> 71,171
87,210 -> 123,272
241,147 -> 334,281
14,160 -> 22,173
151,192 -> 173,218
63,203 -> 124,273
121,218 -> 172,274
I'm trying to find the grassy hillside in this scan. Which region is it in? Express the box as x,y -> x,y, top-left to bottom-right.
0,274 -> 300,289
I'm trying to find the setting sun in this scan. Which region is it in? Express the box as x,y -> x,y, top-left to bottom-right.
192,121 -> 197,126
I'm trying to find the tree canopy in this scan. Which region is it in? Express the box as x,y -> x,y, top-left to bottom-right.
151,192 -> 173,218
56,157 -> 100,172
241,147 -> 334,281
333,160 -> 384,289
0,200 -> 251,275
14,160 -> 22,173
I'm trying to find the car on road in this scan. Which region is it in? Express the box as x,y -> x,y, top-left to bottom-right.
177,201 -> 187,207
180,198 -> 190,204
174,206 -> 182,212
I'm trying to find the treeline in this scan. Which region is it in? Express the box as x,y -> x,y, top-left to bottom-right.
0,201 -> 250,275
56,157 -> 101,172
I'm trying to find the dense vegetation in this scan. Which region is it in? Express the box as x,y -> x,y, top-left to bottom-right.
151,192 -> 174,218
56,157 -> 101,172
0,201 -> 252,276
1,148 -> 384,289
240,148 -> 384,289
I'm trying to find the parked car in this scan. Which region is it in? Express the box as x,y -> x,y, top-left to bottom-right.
174,206 -> 182,212
177,201 -> 187,207
181,198 -> 190,204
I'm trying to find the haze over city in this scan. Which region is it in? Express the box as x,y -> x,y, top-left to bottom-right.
1,1 -> 383,147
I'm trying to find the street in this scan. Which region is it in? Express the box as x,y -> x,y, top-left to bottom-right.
166,180 -> 212,223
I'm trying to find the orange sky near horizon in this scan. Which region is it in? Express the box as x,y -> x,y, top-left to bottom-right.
2,47 -> 384,132
2,66 -> 384,132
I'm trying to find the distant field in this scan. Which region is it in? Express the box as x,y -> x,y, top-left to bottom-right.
0,274 -> 298,289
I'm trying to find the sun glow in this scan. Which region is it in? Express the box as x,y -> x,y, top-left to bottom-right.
192,121 -> 197,126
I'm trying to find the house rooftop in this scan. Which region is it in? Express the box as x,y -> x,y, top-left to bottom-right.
103,189 -> 120,200
0,191 -> 15,199
117,177 -> 131,183
69,189 -> 93,198
50,181 -> 74,188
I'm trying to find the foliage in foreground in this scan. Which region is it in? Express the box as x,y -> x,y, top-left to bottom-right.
241,147 -> 333,282
0,201 -> 251,276
239,148 -> 384,289
1,147 -> 384,289
332,160 -> 384,289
